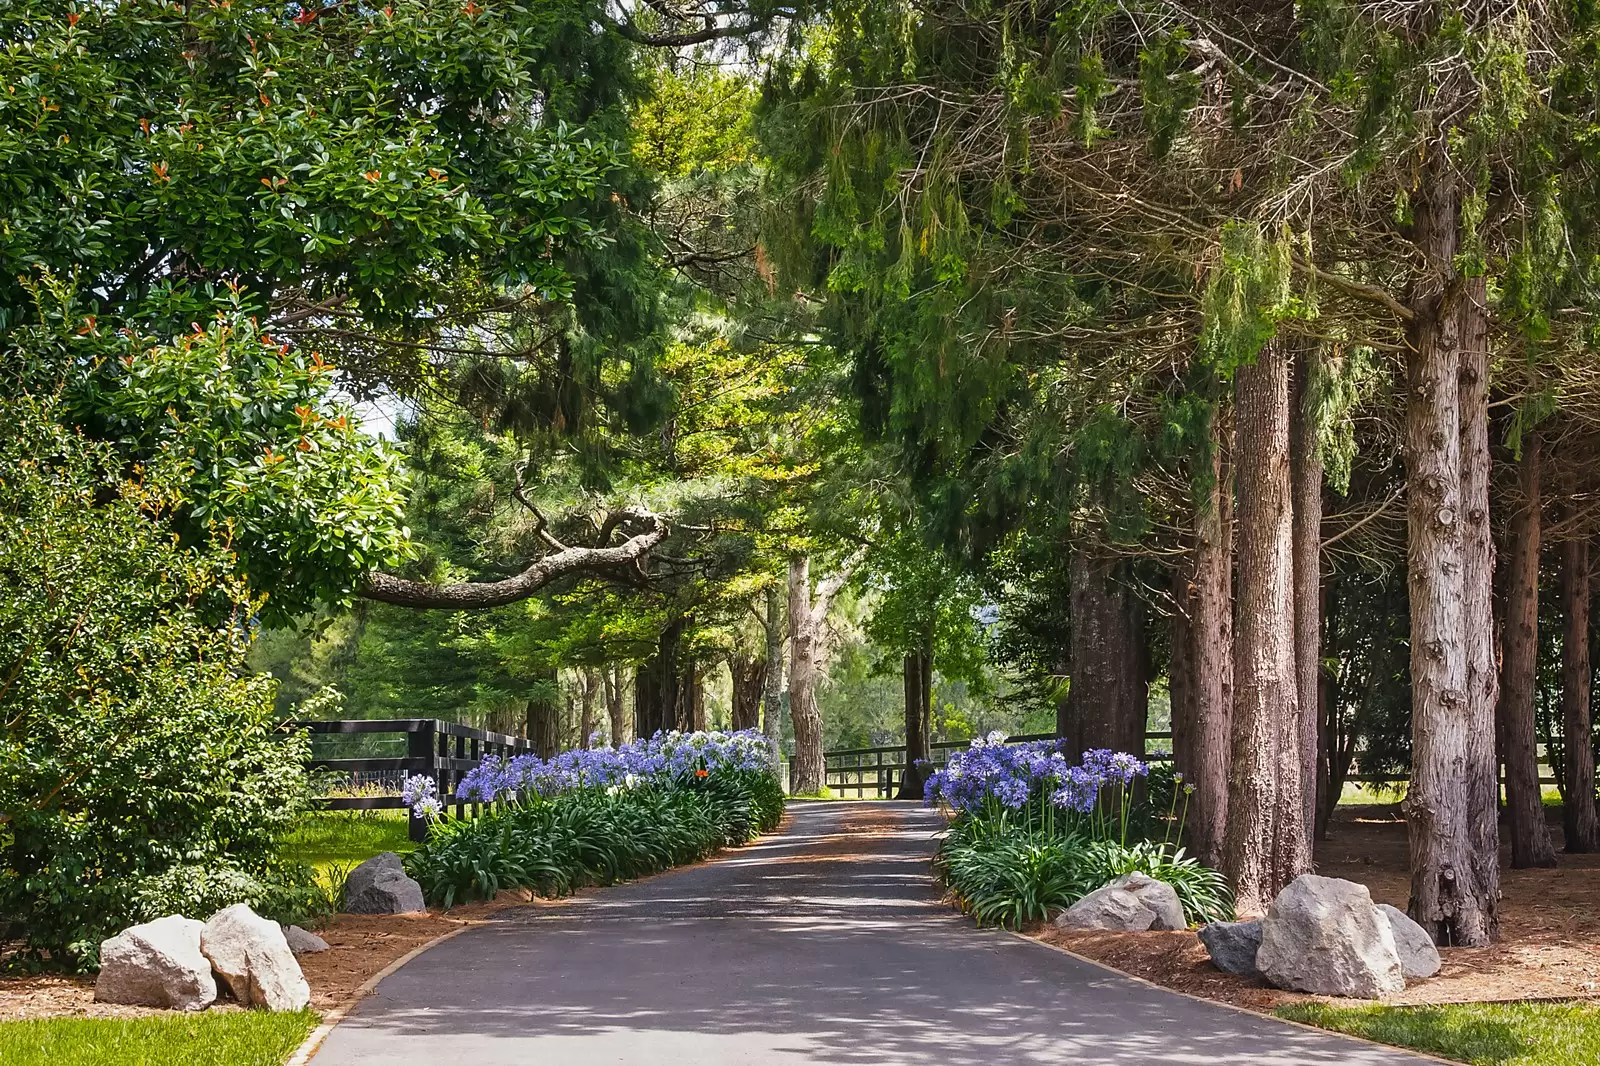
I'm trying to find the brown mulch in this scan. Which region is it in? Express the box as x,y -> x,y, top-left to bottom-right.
0,891 -> 540,1022
1034,804 -> 1600,1010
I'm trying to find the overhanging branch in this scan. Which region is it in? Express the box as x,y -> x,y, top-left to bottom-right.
361,510 -> 668,609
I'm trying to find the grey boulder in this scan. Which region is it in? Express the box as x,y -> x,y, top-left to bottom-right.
1056,872 -> 1186,932
1197,919 -> 1263,976
282,924 -> 330,955
201,904 -> 311,1011
342,851 -> 427,915
1377,903 -> 1442,980
94,915 -> 217,1011
1256,874 -> 1405,998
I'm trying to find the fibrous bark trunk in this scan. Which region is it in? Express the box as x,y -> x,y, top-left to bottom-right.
1404,170 -> 1500,945
526,667 -> 560,758
1224,340 -> 1308,916
1171,427 -> 1233,870
787,553 -> 861,794
1291,346 -> 1325,843
788,556 -> 825,794
731,654 -> 766,732
635,618 -> 685,739
578,668 -> 598,749
1062,550 -> 1146,757
761,583 -> 786,761
1499,436 -> 1556,868
603,665 -> 630,746
897,634 -> 933,799
1562,536 -> 1600,852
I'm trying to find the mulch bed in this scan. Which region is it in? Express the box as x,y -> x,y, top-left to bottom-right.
1033,804 -> 1600,1010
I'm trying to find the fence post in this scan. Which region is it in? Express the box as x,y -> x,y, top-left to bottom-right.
407,720 -> 439,843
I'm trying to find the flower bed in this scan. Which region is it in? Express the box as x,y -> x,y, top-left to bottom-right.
926,734 -> 1232,928
401,729 -> 784,907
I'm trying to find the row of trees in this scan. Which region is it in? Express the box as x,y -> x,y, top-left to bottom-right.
12,0 -> 1600,953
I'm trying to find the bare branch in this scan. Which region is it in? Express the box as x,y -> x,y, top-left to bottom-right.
361,510 -> 668,609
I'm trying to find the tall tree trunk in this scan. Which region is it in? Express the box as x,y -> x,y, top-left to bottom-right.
1291,346 -> 1325,843
526,667 -> 560,758
603,666 -> 629,746
731,654 -> 766,732
1063,550 -> 1143,756
1315,575 -> 1336,839
1224,341 -> 1308,915
788,556 -> 825,794
1169,564 -> 1195,789
1404,170 -> 1500,945
1189,434 -> 1234,870
1562,535 -> 1600,852
897,632 -> 933,800
1500,436 -> 1556,867
761,583 -> 786,760
785,552 -> 861,794
578,668 -> 598,749
636,618 -> 684,739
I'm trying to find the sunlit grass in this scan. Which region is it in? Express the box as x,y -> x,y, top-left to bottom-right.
279,809 -> 413,886
1279,1000 -> 1600,1065
0,1010 -> 317,1066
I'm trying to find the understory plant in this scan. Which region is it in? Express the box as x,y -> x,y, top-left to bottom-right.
0,397 -> 317,969
927,734 -> 1232,928
402,729 -> 784,907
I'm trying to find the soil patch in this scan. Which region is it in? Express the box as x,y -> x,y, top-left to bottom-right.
1032,805 -> 1600,1009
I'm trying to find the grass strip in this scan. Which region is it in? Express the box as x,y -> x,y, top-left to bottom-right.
1278,1000 -> 1600,1065
0,1010 -> 319,1066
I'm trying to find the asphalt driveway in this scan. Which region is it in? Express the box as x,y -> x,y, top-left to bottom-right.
312,800 -> 1435,1065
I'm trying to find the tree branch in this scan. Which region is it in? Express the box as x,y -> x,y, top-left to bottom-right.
361,510 -> 668,609
811,545 -> 868,624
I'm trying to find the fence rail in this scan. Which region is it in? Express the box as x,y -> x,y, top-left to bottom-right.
293,718 -> 537,841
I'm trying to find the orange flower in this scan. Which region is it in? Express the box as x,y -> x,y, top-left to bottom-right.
695,769 -> 709,778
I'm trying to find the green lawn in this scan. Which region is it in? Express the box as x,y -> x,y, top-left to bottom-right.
0,1010 -> 318,1066
278,809 -> 413,886
1279,1001 -> 1600,1065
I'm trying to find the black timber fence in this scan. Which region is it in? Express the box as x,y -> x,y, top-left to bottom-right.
294,718 -> 537,841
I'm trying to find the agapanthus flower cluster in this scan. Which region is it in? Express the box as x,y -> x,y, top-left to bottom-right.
923,734 -> 1150,819
401,773 -> 444,820
426,728 -> 773,809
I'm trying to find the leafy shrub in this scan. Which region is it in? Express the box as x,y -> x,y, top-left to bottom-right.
0,397 -> 315,968
403,732 -> 785,908
1082,839 -> 1234,925
928,734 -> 1232,928
131,863 -> 333,932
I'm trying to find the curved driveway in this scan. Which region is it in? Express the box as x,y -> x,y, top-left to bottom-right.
313,801 -> 1434,1066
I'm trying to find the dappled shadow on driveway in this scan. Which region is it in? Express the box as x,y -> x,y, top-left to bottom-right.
313,803 -> 1436,1066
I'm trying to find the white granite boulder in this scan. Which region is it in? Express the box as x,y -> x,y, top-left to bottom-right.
1056,872 -> 1187,931
282,924 -> 330,955
94,915 -> 217,1011
1377,903 -> 1443,980
342,852 -> 426,915
1256,874 -> 1405,998
201,904 -> 311,1011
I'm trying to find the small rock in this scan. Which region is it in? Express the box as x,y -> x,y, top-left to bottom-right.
281,924 -> 330,955
1056,873 -> 1185,932
1377,903 -> 1442,980
95,915 -> 217,1011
342,852 -> 427,915
1107,872 -> 1187,930
201,904 -> 311,1011
1198,919 -> 1263,975
1256,874 -> 1405,998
